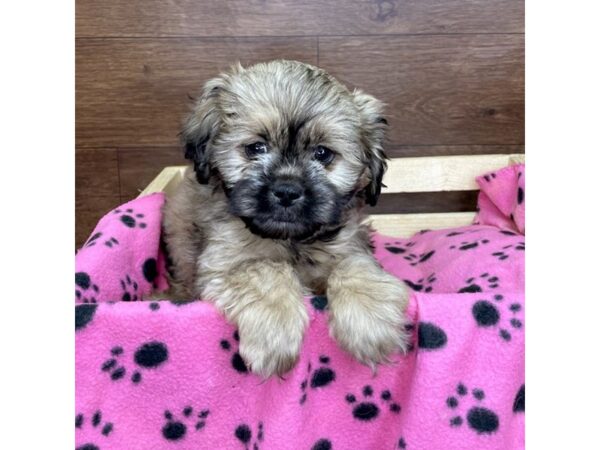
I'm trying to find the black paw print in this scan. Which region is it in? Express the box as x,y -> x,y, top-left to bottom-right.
75,410 -> 114,450
472,294 -> 523,341
142,257 -> 159,288
403,250 -> 435,266
101,341 -> 169,384
120,275 -> 139,301
311,439 -> 332,450
310,295 -> 328,311
446,383 -> 499,434
458,273 -> 500,293
482,172 -> 497,182
104,237 -> 119,248
517,186 -> 524,204
403,273 -> 436,293
383,241 -> 416,255
76,272 -> 99,303
345,385 -> 401,421
492,242 -> 525,260
149,301 -> 161,311
300,355 -> 336,404
418,322 -> 448,350
162,407 -> 210,441
220,331 -> 248,374
83,232 -> 102,248
76,304 -> 98,331
513,384 -> 525,413
450,239 -> 490,251
234,422 -> 264,450
113,208 -> 147,229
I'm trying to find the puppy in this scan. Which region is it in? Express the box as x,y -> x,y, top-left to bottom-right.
162,60 -> 410,378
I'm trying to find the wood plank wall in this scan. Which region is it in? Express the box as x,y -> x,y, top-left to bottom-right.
75,0 -> 524,247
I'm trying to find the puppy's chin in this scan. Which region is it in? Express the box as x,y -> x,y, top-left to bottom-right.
239,215 -> 316,240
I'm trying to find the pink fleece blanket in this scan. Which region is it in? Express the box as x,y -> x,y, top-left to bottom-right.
75,164 -> 525,450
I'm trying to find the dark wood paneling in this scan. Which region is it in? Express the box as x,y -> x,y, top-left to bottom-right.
319,34 -> 524,146
369,191 -> 479,214
386,144 -> 524,158
118,147 -> 182,200
76,194 -> 121,249
76,0 -> 523,38
76,38 -> 318,148
76,148 -> 120,197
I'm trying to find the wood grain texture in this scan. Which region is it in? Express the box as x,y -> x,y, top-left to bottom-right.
369,212 -> 476,237
76,194 -> 121,248
369,191 -> 478,214
76,38 -> 318,148
386,144 -> 523,158
319,34 -> 524,146
118,147 -> 182,200
384,154 -> 522,193
76,0 -> 523,37
76,148 -> 120,197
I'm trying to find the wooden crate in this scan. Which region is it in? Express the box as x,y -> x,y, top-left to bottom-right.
139,154 -> 524,237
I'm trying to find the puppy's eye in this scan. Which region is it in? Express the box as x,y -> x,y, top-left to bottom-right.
313,146 -> 335,165
245,142 -> 268,158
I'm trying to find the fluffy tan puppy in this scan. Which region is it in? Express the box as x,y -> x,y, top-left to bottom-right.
162,60 -> 409,378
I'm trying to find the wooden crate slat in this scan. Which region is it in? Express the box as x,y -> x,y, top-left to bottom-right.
383,154 -> 522,193
368,212 -> 476,237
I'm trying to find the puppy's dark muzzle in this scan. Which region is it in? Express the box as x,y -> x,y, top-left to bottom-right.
271,180 -> 305,208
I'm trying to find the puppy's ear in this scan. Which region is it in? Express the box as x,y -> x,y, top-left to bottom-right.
353,90 -> 388,206
182,77 -> 224,184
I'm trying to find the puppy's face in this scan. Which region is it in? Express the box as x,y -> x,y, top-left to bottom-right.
183,60 -> 387,240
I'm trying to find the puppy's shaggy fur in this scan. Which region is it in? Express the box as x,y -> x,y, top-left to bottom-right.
162,60 -> 409,377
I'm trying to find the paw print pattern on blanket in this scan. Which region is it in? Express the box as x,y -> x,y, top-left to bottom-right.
513,384 -> 525,413
383,240 -> 416,254
104,237 -> 119,248
458,273 -> 500,293
75,304 -> 98,331
162,407 -> 210,441
383,242 -> 435,266
220,330 -> 249,374
345,385 -> 401,421
113,208 -> 147,229
75,410 -> 114,450
417,322 -> 448,350
446,383 -> 499,434
142,257 -> 159,286
310,295 -> 328,311
472,295 -> 523,342
120,275 -> 139,301
449,238 -> 490,251
300,355 -> 336,404
101,341 -> 169,384
403,273 -> 436,293
76,272 -> 100,303
75,166 -> 525,449
491,241 -> 525,260
101,346 -> 127,380
235,421 -> 264,450
83,232 -> 102,248
311,439 -> 333,450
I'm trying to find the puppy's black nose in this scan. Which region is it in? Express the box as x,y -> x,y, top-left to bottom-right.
272,181 -> 304,207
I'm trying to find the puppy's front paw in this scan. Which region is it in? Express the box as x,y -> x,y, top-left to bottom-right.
328,258 -> 410,368
236,301 -> 308,378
